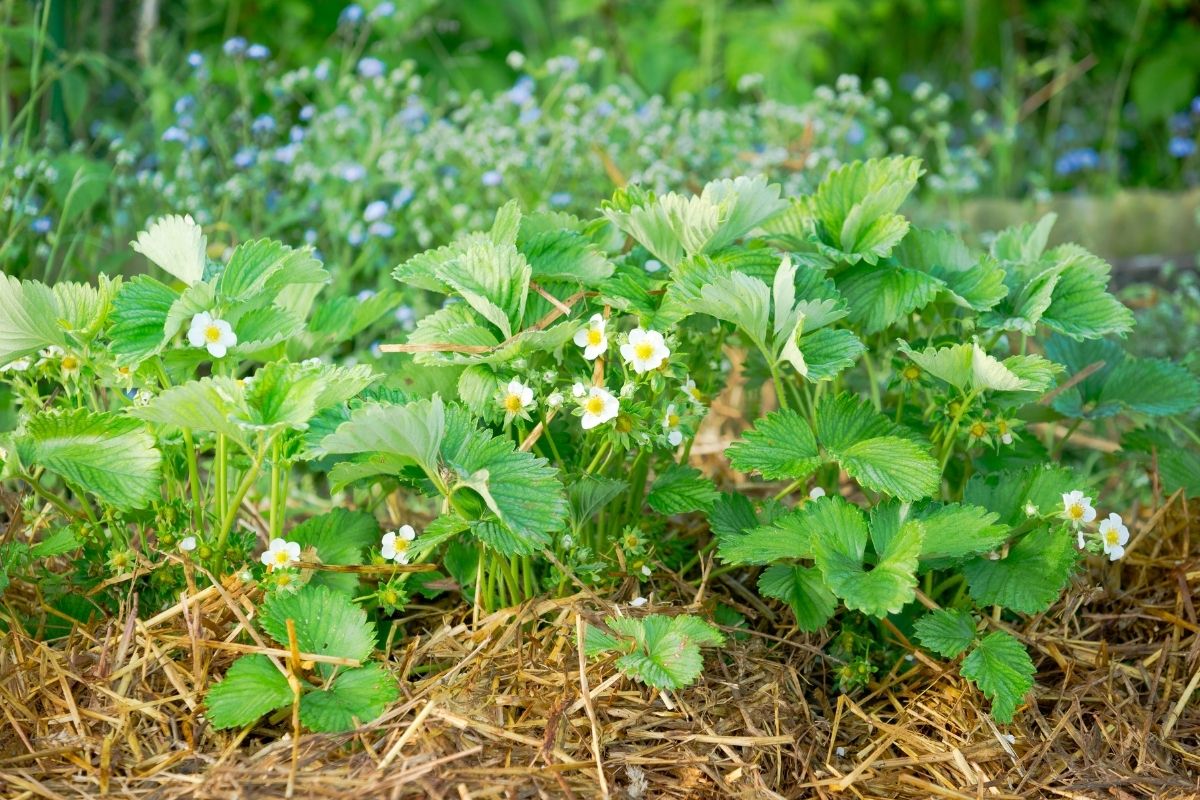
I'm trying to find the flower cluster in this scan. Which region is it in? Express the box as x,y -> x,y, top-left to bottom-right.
1062,491 -> 1129,561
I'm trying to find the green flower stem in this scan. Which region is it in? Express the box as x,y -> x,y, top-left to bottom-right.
213,437 -> 272,574
156,360 -> 202,529
938,390 -> 979,474
537,409 -> 565,466
770,364 -> 790,411
861,350 -> 883,412
268,437 -> 284,540
584,439 -> 612,474
18,471 -> 83,521
215,433 -> 228,526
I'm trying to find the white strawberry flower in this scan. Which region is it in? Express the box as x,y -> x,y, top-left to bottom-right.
662,403 -> 683,447
1098,513 -> 1129,561
573,313 -> 609,360
381,525 -> 417,564
620,328 -> 670,373
187,312 -> 237,358
809,486 -> 827,500
546,391 -> 564,408
1061,490 -> 1096,527
629,596 -> 648,608
179,535 -> 197,552
681,377 -> 704,406
499,379 -> 535,418
640,564 -> 652,577
130,213 -> 207,284
580,386 -> 619,430
260,538 -> 300,570
571,381 -> 587,398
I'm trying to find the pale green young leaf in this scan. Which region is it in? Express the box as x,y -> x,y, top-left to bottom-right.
691,271 -> 771,352
726,409 -> 821,480
53,276 -> 117,338
233,306 -> 305,351
961,631 -> 1035,723
217,239 -> 327,302
489,199 -> 522,246
602,189 -> 721,267
700,175 -> 788,251
321,396 -> 446,478
1039,245 -> 1133,340
811,156 -> 923,263
299,664 -> 397,733
260,585 -> 376,678
913,608 -> 978,659
16,409 -> 161,510
758,564 -> 837,631
131,376 -> 248,447
205,654 -> 294,729
0,274 -> 66,364
519,229 -> 614,284
917,503 -> 1009,561
434,239 -> 530,337
963,527 -> 1078,614
891,227 -> 1007,311
990,214 -> 1056,263
646,465 -> 719,515
787,327 -> 865,382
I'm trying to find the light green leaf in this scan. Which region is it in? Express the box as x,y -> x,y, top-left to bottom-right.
0,274 -> 66,364
913,608 -> 977,659
435,239 -> 531,337
726,409 -> 821,480
16,409 -> 161,510
107,275 -> 179,364
963,527 -> 1078,614
917,503 -> 1009,561
892,227 -> 1007,311
790,327 -> 865,382
835,436 -> 941,501
299,664 -> 397,733
837,263 -> 943,334
30,527 -> 81,558
587,614 -> 722,690
205,654 -> 294,730
717,509 -> 815,565
519,229 -> 614,284
217,239 -> 327,302
961,631 -> 1035,723
692,271 -> 771,352
131,376 -> 248,447
810,497 -> 923,616
811,156 -> 923,263
260,585 -> 375,678
1046,336 -> 1200,419
758,564 -> 837,631
321,396 -> 446,478
1039,245 -> 1133,340
568,476 -> 628,528
646,465 -> 719,515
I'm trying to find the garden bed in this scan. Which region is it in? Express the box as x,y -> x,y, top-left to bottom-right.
1,491 -> 1195,799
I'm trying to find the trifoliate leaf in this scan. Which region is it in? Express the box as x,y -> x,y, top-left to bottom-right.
726,409 -> 821,480
1038,245 -> 1133,340
916,503 -> 1009,561
836,263 -> 944,334
891,228 -> 1007,311
758,564 -> 837,631
810,156 -> 923,264
1045,335 -> 1200,419
15,409 -> 161,510
288,509 -> 379,595
107,275 -> 179,364
960,631 -> 1035,723
587,614 -> 722,690
519,229 -> 615,284
321,396 -> 446,479
216,239 -> 327,302
898,341 -> 1054,394
717,508 -> 815,565
913,608 -> 977,659
29,527 -> 81,558
434,238 -> 530,338
963,465 -> 1078,526
260,585 -> 376,678
991,214 -> 1056,263
962,527 -> 1078,614
299,664 -> 397,733
646,465 -> 719,515
690,270 -> 771,352
131,376 -> 249,448
205,654 -> 294,730
810,497 -> 923,616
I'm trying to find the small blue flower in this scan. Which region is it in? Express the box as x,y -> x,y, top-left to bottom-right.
357,57 -> 385,79
348,228 -> 365,246
246,43 -> 270,60
395,305 -> 415,327
289,125 -> 305,143
363,200 -> 389,222
368,221 -> 396,238
519,106 -> 541,124
1192,96 -> 1200,116
482,170 -> 502,187
845,121 -> 865,146
505,76 -> 535,106
392,187 -> 414,207
339,4 -> 364,25
1169,112 -> 1192,134
187,51 -> 204,69
370,1 -> 396,19
299,104 -> 316,121
1054,147 -> 1100,176
233,148 -> 257,169
357,289 -> 377,302
549,192 -> 571,208
173,95 -> 195,116
251,114 -> 276,135
595,101 -> 614,117
1169,136 -> 1196,159
304,229 -> 318,244
31,216 -> 52,234
313,61 -> 331,81
223,37 -> 247,57
970,68 -> 997,91
162,126 -> 189,143
273,143 -> 300,164
338,163 -> 367,182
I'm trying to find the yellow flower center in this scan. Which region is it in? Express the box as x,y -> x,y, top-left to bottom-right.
997,420 -> 1009,434
1068,504 -> 1084,520
585,396 -> 605,415
61,355 -> 79,371
667,413 -> 680,427
1105,529 -> 1120,545
118,366 -> 131,376
902,365 -> 920,380
395,539 -> 409,553
504,394 -> 523,413
970,422 -> 986,437
274,550 -> 291,564
205,325 -> 223,343
686,386 -> 701,400
634,342 -> 655,361
587,329 -> 603,346
277,573 -> 292,586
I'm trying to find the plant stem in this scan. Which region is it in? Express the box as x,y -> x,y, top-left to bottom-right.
214,438 -> 271,573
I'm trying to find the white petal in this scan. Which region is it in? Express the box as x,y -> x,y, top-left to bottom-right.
573,328 -> 591,347
260,550 -> 274,566
179,536 -> 197,552
581,413 -> 600,430
668,430 -> 683,446
1107,544 -> 1124,561
399,524 -> 416,541
206,342 -> 228,358
629,596 -> 648,608
285,541 -> 301,559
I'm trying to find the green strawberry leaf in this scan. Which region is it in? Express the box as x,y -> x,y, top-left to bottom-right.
205,654 -> 294,730
758,564 -> 837,631
961,631 -> 1035,723
260,585 -> 376,678
299,664 -> 398,733
646,465 -> 720,515
913,608 -> 978,659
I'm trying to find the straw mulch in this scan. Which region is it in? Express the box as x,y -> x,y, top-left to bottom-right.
0,487 -> 1197,800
